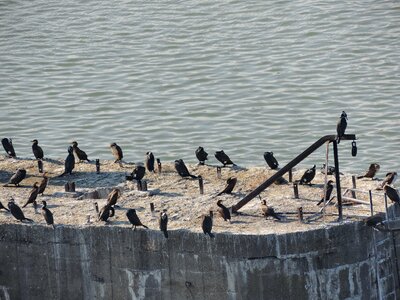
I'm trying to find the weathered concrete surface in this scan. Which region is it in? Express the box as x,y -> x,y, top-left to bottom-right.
0,217 -> 399,300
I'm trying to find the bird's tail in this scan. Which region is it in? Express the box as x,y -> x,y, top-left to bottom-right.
22,203 -> 28,208
142,224 -> 149,229
357,175 -> 364,179
316,199 -> 324,206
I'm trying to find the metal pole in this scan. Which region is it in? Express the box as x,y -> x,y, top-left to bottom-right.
333,141 -> 342,222
369,190 -> 374,216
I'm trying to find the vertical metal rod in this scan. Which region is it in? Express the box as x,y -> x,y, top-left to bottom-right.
96,159 -> 100,174
333,141 -> 342,222
288,169 -> 293,183
297,207 -> 303,222
384,193 -> 389,223
217,167 -> 221,179
369,190 -> 374,216
293,182 -> 299,199
150,203 -> 155,213
351,175 -> 356,199
142,180 -> 148,191
323,141 -> 329,223
198,176 -> 204,195
38,160 -> 43,173
157,158 -> 162,174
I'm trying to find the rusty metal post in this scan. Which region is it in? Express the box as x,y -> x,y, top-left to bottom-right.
293,182 -> 299,199
198,176 -> 204,195
288,169 -> 293,183
142,180 -> 147,191
332,140 -> 342,222
157,158 -> 162,173
217,167 -> 221,179
351,175 -> 356,199
96,159 -> 100,173
297,207 -> 303,222
150,203 -> 155,213
369,190 -> 374,216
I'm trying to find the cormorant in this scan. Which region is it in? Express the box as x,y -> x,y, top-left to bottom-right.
217,177 -> 237,196
38,172 -> 49,195
216,200 -> 231,222
336,111 -> 347,144
321,164 -> 343,176
159,209 -> 168,238
0,201 -> 9,212
145,152 -> 155,172
214,150 -> 236,167
8,200 -> 33,222
71,141 -> 90,162
4,169 -> 26,187
126,165 -> 146,181
364,212 -> 385,228
260,200 -> 281,220
41,200 -> 54,228
1,138 -> 16,157
263,152 -> 279,170
316,180 -> 335,206
384,184 -> 400,205
174,159 -> 197,179
379,172 -> 398,189
31,139 -> 44,160
202,211 -> 214,238
59,146 -> 75,176
126,209 -> 148,230
110,143 -> 123,163
195,147 -> 208,165
357,163 -> 380,179
106,188 -> 121,207
22,182 -> 39,209
299,165 -> 316,185
95,202 -> 115,222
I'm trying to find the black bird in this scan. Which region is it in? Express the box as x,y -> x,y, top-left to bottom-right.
299,165 -> 316,185
1,138 -> 16,157
274,176 -> 288,185
71,141 -> 90,162
41,200 -> 54,228
59,146 -> 75,176
129,165 -> 146,181
317,180 -> 335,206
145,152 -> 155,172
364,212 -> 385,227
126,209 -> 148,230
95,202 -> 115,222
174,159 -> 197,179
195,146 -> 208,165
0,201 -> 9,212
263,152 -> 279,170
379,172 -> 398,189
336,111 -> 347,144
4,169 -> 26,187
106,188 -> 121,207
216,200 -> 231,222
357,163 -> 380,179
8,200 -> 33,222
215,150 -> 236,167
31,139 -> 44,160
384,184 -> 400,205
202,211 -> 214,238
22,182 -> 39,209
217,177 -> 237,196
110,143 -> 123,163
38,172 -> 49,195
320,164 -> 343,176
260,200 -> 281,220
159,209 -> 168,238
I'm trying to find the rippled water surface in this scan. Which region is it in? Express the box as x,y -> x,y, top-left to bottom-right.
0,0 -> 399,172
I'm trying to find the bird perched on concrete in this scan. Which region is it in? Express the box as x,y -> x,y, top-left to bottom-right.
202,211 -> 214,238
4,169 -> 26,187
106,188 -> 121,207
215,150 -> 236,167
260,200 -> 281,220
8,200 -> 33,222
126,165 -> 146,182
216,200 -> 231,222
320,164 -> 343,176
195,146 -> 208,165
263,152 -> 279,170
379,172 -> 398,189
38,172 -> 49,196
159,209 -> 168,238
126,209 -> 148,230
31,139 -> 44,160
1,138 -> 16,158
95,202 -> 115,222
59,146 -> 75,176
145,152 -> 155,172
317,180 -> 335,206
22,182 -> 39,209
384,184 -> 400,205
363,212 -> 385,228
336,111 -> 347,144
174,159 -> 197,179
357,163 -> 380,180
217,177 -> 237,196
71,141 -> 90,163
0,201 -> 9,212
299,165 -> 316,185
41,200 -> 54,228
110,143 -> 123,163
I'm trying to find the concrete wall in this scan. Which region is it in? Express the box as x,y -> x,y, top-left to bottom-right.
1,215 -> 400,300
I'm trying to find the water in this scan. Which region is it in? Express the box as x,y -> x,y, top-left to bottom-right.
0,0 -> 399,174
